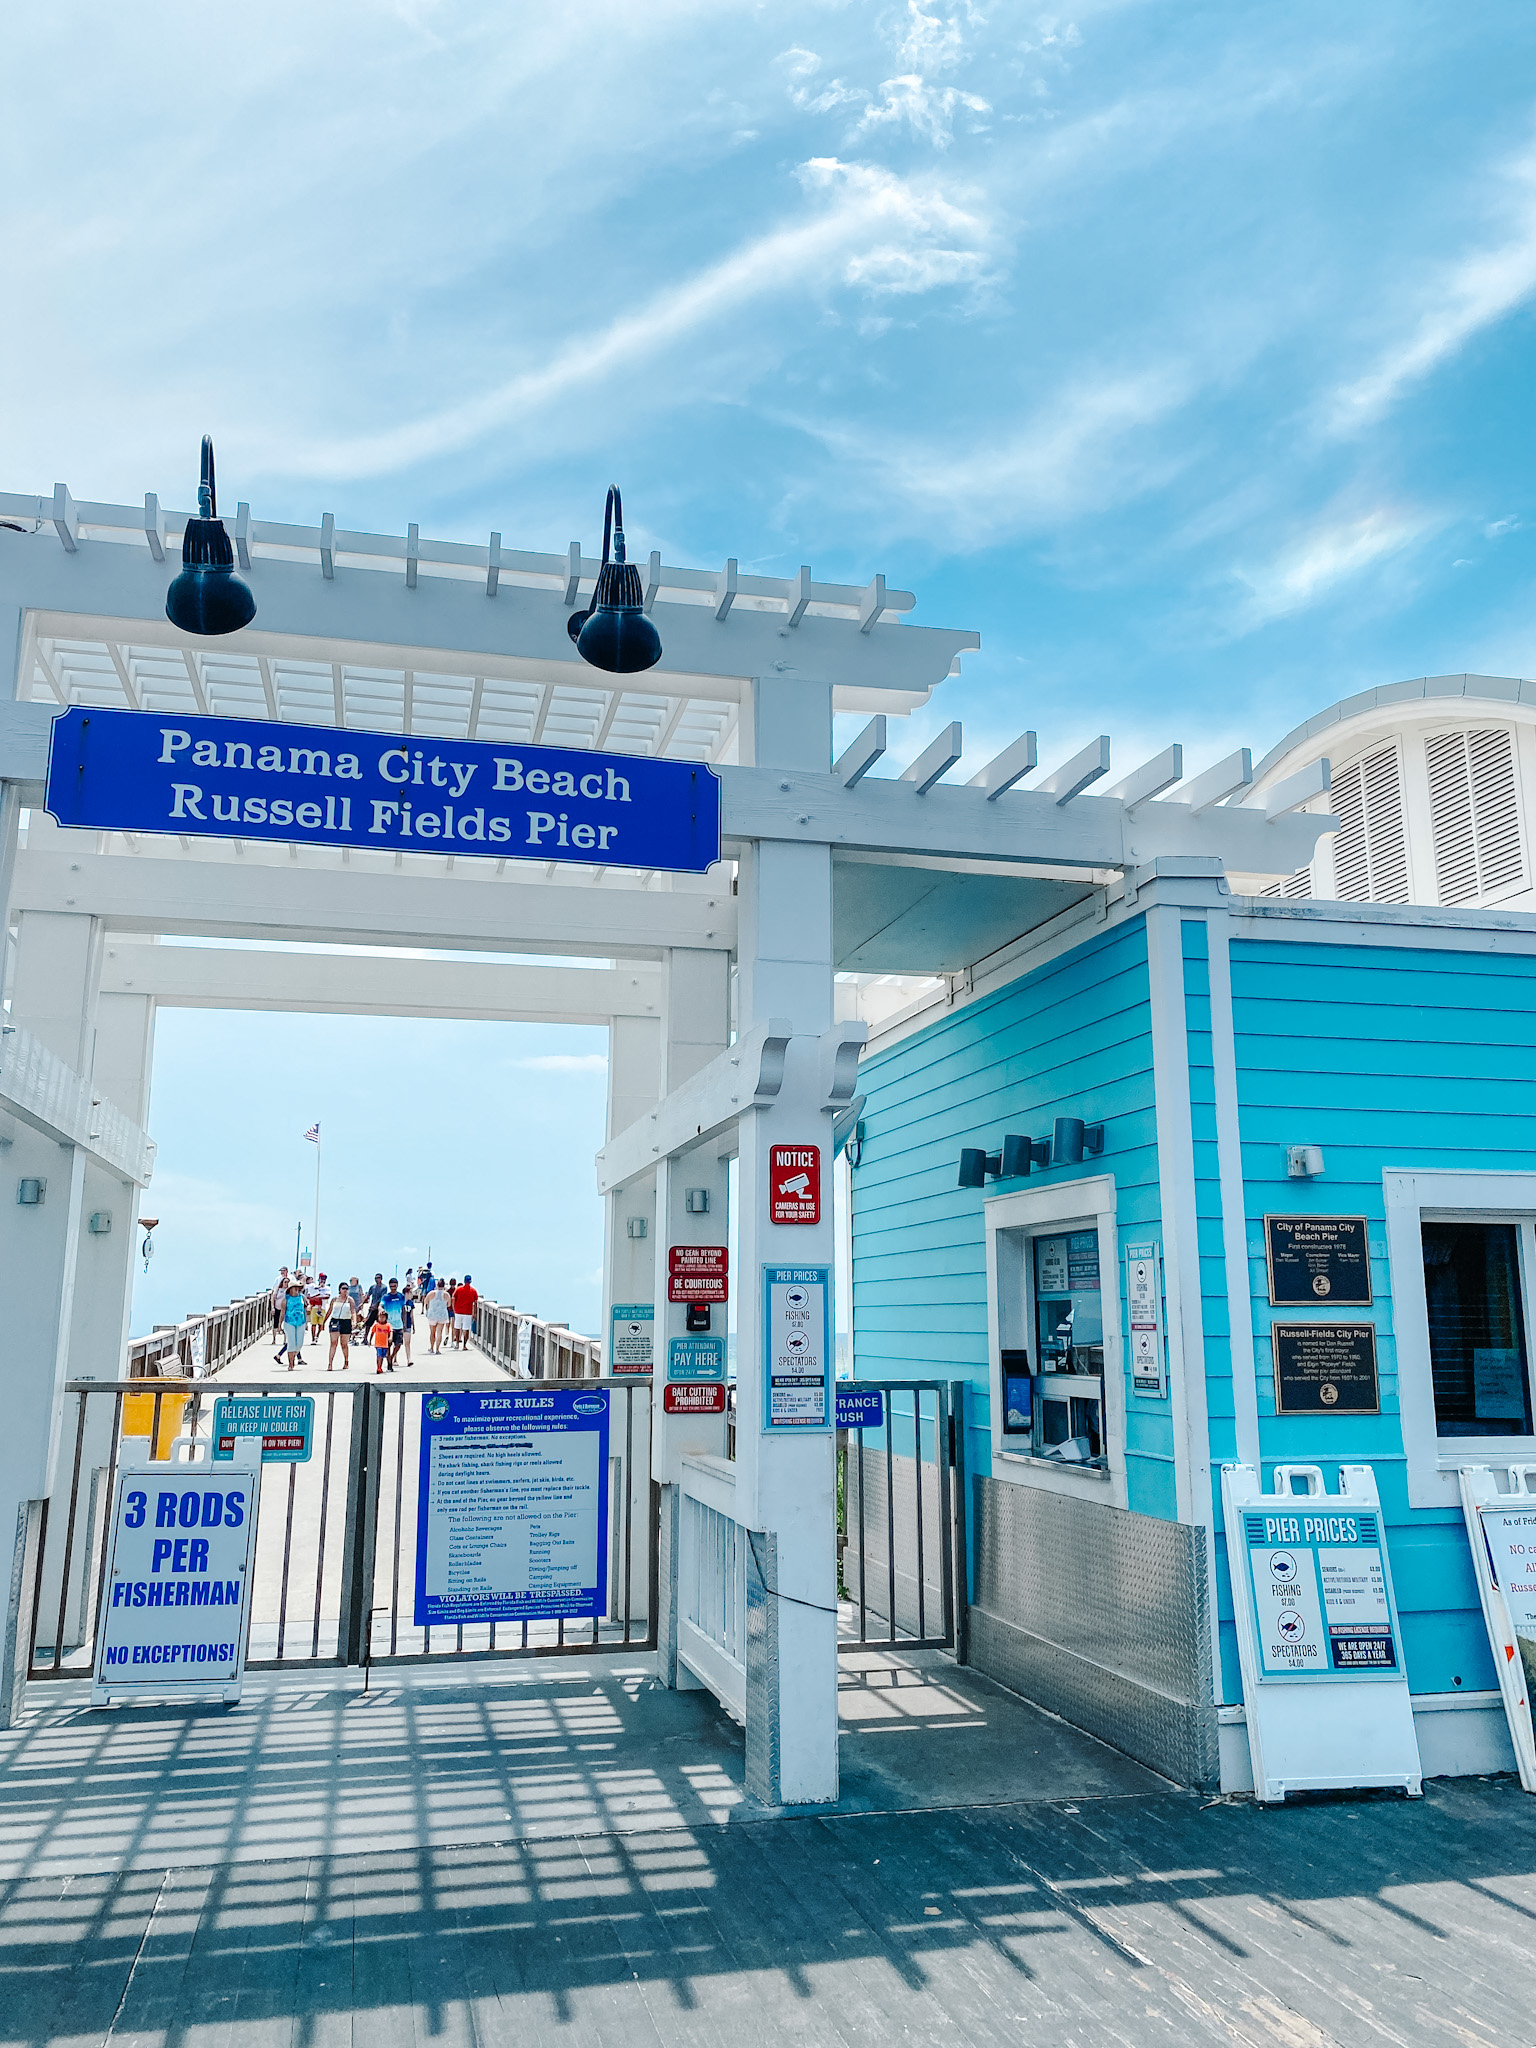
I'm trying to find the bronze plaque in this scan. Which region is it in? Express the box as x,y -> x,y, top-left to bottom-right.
1272,1323 -> 1380,1415
1265,1215 -> 1372,1307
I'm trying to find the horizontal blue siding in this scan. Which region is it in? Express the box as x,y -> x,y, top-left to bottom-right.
850,916 -> 1170,1530
1226,934 -> 1536,1702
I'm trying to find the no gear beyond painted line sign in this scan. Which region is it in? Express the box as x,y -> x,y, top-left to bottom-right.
44,706 -> 722,875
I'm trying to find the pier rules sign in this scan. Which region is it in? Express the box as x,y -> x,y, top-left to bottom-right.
414,1387 -> 609,1627
44,706 -> 721,875
769,1145 -> 821,1224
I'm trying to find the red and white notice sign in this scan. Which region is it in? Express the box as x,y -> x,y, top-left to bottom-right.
770,1145 -> 821,1225
668,1245 -> 728,1303
663,1382 -> 728,1416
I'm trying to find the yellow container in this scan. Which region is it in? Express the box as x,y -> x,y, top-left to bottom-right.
121,1385 -> 192,1460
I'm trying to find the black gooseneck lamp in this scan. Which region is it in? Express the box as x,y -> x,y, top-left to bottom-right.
566,485 -> 662,674
165,436 -> 257,637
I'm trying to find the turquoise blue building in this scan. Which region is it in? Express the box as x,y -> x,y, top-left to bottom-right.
849,844 -> 1536,1790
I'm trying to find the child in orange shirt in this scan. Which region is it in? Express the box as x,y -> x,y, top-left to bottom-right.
371,1312 -> 392,1374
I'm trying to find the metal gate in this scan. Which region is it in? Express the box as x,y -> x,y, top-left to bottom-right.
23,1375 -> 655,1684
838,1380 -> 967,1653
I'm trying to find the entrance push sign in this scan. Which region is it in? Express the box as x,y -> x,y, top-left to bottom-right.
44,707 -> 722,875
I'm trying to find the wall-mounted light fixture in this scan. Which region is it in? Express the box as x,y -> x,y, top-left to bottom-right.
88,1210 -> 113,1235
626,1215 -> 649,1239
1287,1144 -> 1325,1179
957,1120 -> 1105,1188
685,1187 -> 711,1214
17,1177 -> 45,1205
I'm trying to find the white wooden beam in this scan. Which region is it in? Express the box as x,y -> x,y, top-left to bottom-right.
1263,757 -> 1331,819
257,653 -> 279,718
180,650 -> 210,716
235,502 -> 252,570
405,522 -> 420,590
51,484 -> 78,552
1103,744 -> 1182,812
330,662 -> 345,726
653,696 -> 690,758
714,559 -> 737,621
143,493 -> 166,563
31,643 -> 66,706
901,721 -> 963,794
968,731 -> 1037,800
467,675 -> 486,738
1178,747 -> 1252,815
320,512 -> 336,580
564,543 -> 583,606
1036,735 -> 1109,806
106,644 -> 139,710
835,716 -> 887,787
785,565 -> 811,629
859,574 -> 890,634
486,531 -> 501,597
645,550 -> 661,614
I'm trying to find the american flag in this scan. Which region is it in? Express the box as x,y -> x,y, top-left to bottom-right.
303,1123 -> 320,1143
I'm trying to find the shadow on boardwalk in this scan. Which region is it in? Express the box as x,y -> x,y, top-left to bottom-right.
3,1657 -> 1534,2044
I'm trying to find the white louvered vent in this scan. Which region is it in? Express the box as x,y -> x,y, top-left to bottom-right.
1331,744 -> 1409,904
1262,866 -> 1313,899
1425,726 -> 1527,906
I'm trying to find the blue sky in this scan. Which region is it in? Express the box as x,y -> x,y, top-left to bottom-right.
6,2 -> 1534,1333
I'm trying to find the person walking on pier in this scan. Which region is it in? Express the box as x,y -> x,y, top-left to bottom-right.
271,1267 -> 291,1356
452,1273 -> 478,1352
282,1282 -> 307,1371
369,1304 -> 392,1375
306,1271 -> 328,1345
425,1277 -> 450,1354
382,1278 -> 406,1369
326,1281 -> 353,1371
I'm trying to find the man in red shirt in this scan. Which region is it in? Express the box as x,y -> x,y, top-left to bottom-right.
451,1274 -> 479,1351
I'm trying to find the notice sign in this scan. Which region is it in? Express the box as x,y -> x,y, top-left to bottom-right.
663,1382 -> 727,1416
609,1303 -> 654,1375
414,1387 -> 609,1627
93,1447 -> 260,1704
1242,1505 -> 1400,1678
44,706 -> 722,876
763,1265 -> 831,1430
1273,1324 -> 1380,1414
668,1245 -> 728,1303
1125,1241 -> 1167,1399
769,1145 -> 821,1225
212,1394 -> 313,1463
1265,1216 -> 1372,1306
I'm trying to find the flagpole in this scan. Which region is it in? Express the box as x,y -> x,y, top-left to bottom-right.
312,1132 -> 321,1279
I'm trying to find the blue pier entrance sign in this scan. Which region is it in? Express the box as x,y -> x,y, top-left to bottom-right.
44,705 -> 722,874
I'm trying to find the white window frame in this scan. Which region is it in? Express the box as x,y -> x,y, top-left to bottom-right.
983,1173 -> 1126,1508
1384,1169 -> 1536,1508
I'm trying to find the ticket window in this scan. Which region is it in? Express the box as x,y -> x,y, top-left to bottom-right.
997,1227 -> 1107,1468
1422,1220 -> 1535,1438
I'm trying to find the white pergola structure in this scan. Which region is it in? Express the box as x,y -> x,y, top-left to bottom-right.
0,485 -> 1333,1790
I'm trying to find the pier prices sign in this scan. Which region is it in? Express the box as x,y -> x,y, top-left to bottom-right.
92,1447 -> 260,1705
44,706 -> 721,875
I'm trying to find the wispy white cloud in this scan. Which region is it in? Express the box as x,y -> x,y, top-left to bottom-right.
259,157 -> 987,479
1327,143 -> 1536,433
856,74 -> 991,147
1231,505 -> 1435,626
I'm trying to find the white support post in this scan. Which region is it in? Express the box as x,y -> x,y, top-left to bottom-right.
733,674 -> 840,1806
0,910 -> 105,1721
649,952 -> 731,1686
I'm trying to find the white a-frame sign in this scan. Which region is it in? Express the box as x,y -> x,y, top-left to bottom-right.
1222,1463 -> 1422,1803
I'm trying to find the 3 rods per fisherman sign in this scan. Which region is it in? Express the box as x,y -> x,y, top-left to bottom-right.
93,1442 -> 261,1706
43,707 -> 722,875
